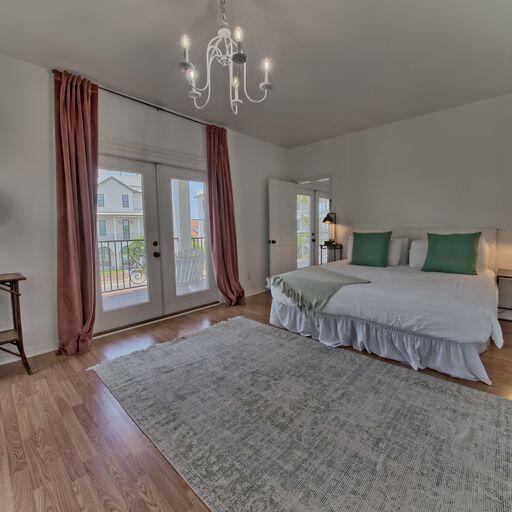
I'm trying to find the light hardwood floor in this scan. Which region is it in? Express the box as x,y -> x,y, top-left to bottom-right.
0,291 -> 511,511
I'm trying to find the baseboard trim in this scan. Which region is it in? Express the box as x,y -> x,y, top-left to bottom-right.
245,288 -> 269,297
0,340 -> 59,366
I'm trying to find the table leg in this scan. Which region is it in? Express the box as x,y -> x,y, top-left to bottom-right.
10,281 -> 32,375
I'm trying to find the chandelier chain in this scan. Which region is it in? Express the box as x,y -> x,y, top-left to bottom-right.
220,0 -> 228,27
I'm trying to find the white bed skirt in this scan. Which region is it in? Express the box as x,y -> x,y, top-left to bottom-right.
270,300 -> 491,384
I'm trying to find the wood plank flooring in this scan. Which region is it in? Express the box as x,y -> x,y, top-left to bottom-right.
0,291 -> 511,511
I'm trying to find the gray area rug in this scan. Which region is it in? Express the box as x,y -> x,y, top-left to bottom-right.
91,317 -> 512,511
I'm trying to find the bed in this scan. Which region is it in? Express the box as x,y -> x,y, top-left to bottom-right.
269,228 -> 503,384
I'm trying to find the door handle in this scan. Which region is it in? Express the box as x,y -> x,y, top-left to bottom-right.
268,240 -> 276,244
152,240 -> 159,247
153,251 -> 160,258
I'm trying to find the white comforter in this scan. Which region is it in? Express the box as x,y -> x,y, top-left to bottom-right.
270,261 -> 503,347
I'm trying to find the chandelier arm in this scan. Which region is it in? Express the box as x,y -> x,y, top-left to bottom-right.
191,73 -> 213,108
190,47 -> 215,109
192,93 -> 212,110
189,37 -> 221,93
242,62 -> 268,103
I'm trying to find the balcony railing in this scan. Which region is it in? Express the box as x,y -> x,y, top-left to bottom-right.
173,236 -> 206,252
98,239 -> 147,293
98,237 -> 206,294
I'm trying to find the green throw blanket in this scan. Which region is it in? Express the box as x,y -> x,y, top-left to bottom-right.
268,266 -> 369,313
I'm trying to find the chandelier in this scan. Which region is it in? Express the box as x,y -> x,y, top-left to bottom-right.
179,0 -> 272,115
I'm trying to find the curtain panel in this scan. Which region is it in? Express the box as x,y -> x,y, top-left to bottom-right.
53,70 -> 99,354
206,125 -> 245,305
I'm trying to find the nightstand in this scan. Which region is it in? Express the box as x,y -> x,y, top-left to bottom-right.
497,269 -> 512,322
319,244 -> 343,265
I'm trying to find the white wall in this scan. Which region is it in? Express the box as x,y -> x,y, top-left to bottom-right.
0,54 -> 290,364
0,53 -> 56,363
288,94 -> 512,265
228,130 -> 290,292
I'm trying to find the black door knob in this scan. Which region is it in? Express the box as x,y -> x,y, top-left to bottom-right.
153,251 -> 160,258
153,240 -> 159,247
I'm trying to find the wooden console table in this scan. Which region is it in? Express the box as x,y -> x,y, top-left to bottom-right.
0,273 -> 32,374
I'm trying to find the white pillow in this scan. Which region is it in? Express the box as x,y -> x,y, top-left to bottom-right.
347,236 -> 408,266
408,237 -> 490,272
476,239 -> 490,273
408,239 -> 428,269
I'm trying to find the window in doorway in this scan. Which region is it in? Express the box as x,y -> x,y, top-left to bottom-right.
297,194 -> 312,268
96,168 -> 148,311
170,179 -> 209,296
318,197 -> 330,262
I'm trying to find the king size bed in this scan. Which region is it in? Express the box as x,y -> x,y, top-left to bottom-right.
269,228 -> 503,384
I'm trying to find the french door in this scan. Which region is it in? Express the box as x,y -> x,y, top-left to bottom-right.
95,156 -> 217,332
156,164 -> 218,314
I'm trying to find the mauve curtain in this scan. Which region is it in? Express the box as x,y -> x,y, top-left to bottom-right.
206,125 -> 245,305
53,70 -> 99,354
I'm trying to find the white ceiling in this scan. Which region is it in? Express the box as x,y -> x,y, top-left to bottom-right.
2,0 -> 512,148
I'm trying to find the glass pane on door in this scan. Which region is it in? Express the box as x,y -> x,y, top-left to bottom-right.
171,179 -> 209,296
318,197 -> 330,262
97,169 -> 149,311
297,193 -> 312,268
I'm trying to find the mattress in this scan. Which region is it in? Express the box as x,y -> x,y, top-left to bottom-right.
270,261 -> 503,347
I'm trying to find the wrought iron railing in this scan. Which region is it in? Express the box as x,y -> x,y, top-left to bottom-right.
98,236 -> 207,293
98,239 -> 147,293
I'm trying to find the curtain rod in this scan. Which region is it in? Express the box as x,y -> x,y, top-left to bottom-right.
52,68 -> 210,127
98,85 -> 209,127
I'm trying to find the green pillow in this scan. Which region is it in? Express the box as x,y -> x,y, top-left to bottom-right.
351,231 -> 392,267
422,232 -> 481,275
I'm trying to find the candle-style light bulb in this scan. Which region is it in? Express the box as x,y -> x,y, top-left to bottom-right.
232,76 -> 240,101
187,68 -> 196,87
234,26 -> 243,43
180,34 -> 191,68
263,59 -> 271,84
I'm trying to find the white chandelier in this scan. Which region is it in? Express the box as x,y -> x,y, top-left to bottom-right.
179,0 -> 272,115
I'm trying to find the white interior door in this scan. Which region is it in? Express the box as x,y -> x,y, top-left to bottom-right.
269,179 -> 297,276
157,164 -> 218,314
95,156 -> 163,332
